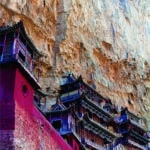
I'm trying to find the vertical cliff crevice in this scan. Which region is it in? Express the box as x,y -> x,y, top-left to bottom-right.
53,0 -> 71,67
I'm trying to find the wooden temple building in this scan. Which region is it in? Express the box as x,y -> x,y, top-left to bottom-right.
1,21 -> 149,150
0,21 -> 72,149
0,21 -> 41,130
45,74 -> 150,150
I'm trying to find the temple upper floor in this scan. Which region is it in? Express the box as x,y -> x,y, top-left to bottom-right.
0,21 -> 41,83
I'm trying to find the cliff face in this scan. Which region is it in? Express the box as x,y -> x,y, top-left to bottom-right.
0,0 -> 150,129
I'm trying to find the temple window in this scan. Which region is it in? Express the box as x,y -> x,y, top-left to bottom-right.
18,51 -> 25,63
62,118 -> 68,130
51,120 -> 62,131
22,84 -> 28,96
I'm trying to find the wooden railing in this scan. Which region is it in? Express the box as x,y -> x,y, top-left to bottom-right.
72,127 -> 106,150
85,138 -> 106,150
128,139 -> 146,150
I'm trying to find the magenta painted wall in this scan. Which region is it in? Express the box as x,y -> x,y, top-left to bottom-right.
0,66 -> 72,149
14,68 -> 34,113
13,68 -> 72,149
14,100 -> 72,150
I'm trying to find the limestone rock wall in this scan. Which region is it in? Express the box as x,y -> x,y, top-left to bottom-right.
0,0 -> 150,129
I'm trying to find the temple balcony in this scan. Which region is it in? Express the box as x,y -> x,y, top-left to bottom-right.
81,96 -> 112,122
82,114 -> 117,143
13,38 -> 34,73
71,125 -> 106,150
84,138 -> 106,150
114,109 -> 147,136
128,139 -> 146,150
0,21 -> 41,86
129,130 -> 149,149
127,111 -> 144,128
69,111 -> 117,149
0,38 -> 40,84
88,117 -> 117,138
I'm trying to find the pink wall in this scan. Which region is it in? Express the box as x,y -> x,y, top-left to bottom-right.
13,68 -> 72,149
0,66 -> 72,149
14,68 -> 34,113
14,100 -> 72,149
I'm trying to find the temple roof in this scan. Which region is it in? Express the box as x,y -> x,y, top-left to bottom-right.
50,96 -> 67,112
60,73 -> 77,85
51,103 -> 67,112
60,91 -> 82,103
0,21 -> 41,58
82,80 -> 105,100
60,75 -> 82,94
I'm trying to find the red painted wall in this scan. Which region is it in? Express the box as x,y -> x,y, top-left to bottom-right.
14,101 -> 72,150
14,68 -> 34,113
0,67 -> 72,150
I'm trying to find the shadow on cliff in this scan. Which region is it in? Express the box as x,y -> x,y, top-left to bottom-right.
53,0 -> 69,66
